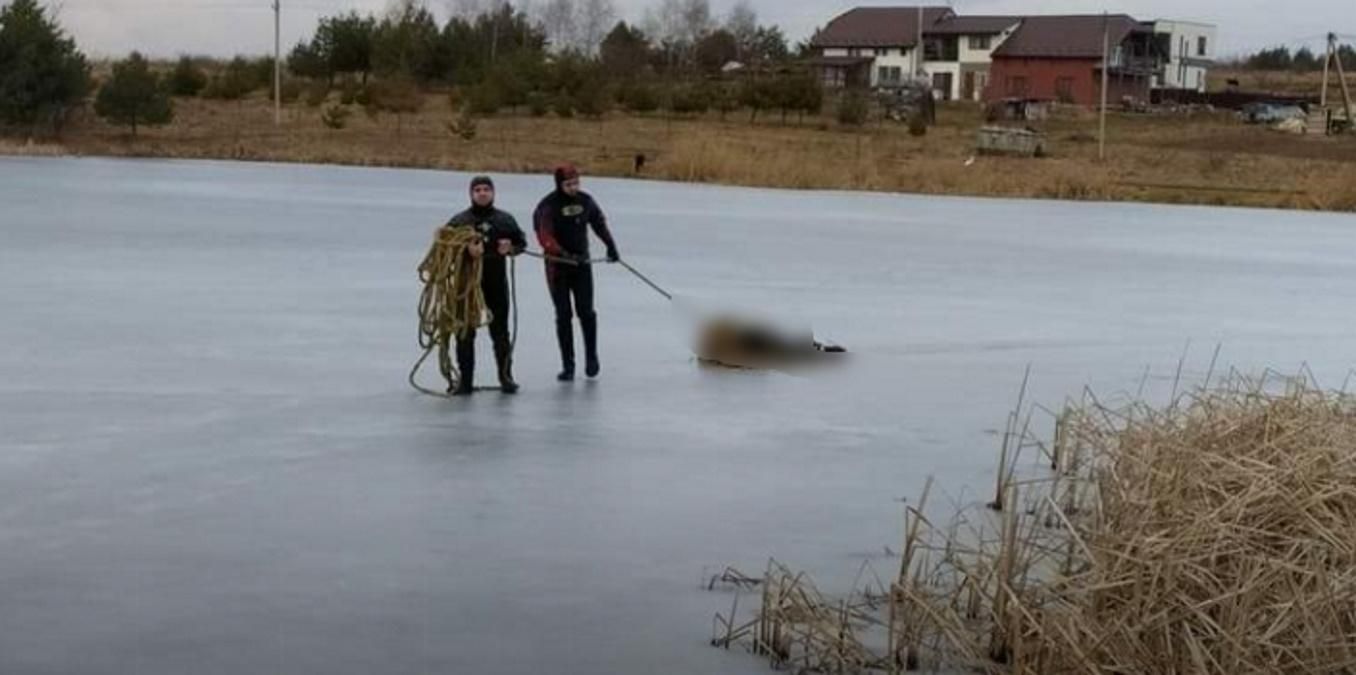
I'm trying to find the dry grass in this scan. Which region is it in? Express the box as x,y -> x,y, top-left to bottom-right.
711,369 -> 1356,674
1210,68 -> 1341,96
6,93 -> 1355,212
0,138 -> 67,157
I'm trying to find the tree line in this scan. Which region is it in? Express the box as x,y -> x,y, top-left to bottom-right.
1236,44 -> 1356,71
1,0 -> 841,138
278,0 -> 817,119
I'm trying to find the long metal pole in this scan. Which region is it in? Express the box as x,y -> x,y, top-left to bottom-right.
273,0 -> 281,126
1332,33 -> 1355,128
1321,33 -> 1331,109
1099,12 -> 1110,161
916,6 -> 924,77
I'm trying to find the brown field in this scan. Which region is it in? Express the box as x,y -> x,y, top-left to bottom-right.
7,86 -> 1356,213
1210,67 -> 1343,96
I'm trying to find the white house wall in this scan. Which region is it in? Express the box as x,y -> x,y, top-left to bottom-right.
1154,20 -> 1217,92
869,48 -> 918,86
925,26 -> 1019,100
922,62 -> 962,99
818,46 -> 920,86
957,25 -> 1019,64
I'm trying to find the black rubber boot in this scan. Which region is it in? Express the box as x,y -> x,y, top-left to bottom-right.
494,341 -> 519,394
581,312 -> 600,378
452,336 -> 475,396
556,319 -> 575,381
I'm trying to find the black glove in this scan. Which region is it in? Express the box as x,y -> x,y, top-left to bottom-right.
606,246 -> 621,263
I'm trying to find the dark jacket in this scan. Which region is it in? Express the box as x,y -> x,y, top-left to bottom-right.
446,205 -> 527,279
533,190 -> 618,262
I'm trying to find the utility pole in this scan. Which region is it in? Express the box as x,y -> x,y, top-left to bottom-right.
1332,33 -> 1355,130
916,6 -> 924,78
1098,12 -> 1110,161
1321,33 -> 1332,109
273,0 -> 281,126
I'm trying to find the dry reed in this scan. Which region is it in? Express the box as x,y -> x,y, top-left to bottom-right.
713,369 -> 1356,674
0,138 -> 66,157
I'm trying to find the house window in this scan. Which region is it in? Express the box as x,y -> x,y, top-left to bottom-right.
1197,36 -> 1207,56
1007,75 -> 1028,96
923,37 -> 959,61
878,66 -> 902,85
1055,76 -> 1074,103
968,35 -> 991,50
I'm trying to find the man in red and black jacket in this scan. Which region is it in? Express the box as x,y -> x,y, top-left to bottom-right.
533,163 -> 621,381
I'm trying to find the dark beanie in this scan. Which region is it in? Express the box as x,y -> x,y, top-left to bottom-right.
470,175 -> 494,192
553,162 -> 579,189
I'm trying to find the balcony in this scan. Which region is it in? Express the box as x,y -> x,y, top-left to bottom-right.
1103,51 -> 1161,76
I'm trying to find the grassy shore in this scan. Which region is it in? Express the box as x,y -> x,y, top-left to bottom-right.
6,89 -> 1356,212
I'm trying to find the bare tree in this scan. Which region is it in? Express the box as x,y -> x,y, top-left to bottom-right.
576,0 -> 616,56
725,0 -> 756,60
643,0 -> 682,45
446,0 -> 485,20
538,0 -> 578,52
678,0 -> 711,46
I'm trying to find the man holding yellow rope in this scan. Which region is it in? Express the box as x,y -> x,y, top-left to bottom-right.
446,176 -> 527,395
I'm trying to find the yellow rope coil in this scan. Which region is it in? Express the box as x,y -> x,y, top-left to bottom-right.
414,225 -> 490,391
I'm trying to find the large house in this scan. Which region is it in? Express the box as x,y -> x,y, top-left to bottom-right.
987,15 -> 1160,105
807,7 -> 955,91
808,7 -> 1213,105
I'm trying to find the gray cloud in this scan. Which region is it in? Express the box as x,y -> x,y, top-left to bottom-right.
52,0 -> 1348,59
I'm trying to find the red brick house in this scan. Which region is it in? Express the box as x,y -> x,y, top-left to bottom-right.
985,15 -> 1160,105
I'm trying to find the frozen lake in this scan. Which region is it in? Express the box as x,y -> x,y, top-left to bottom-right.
3,156 -> 1355,674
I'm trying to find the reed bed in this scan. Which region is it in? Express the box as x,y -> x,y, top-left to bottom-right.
713,369 -> 1356,674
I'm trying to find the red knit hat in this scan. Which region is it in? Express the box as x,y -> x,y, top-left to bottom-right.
553,162 -> 580,188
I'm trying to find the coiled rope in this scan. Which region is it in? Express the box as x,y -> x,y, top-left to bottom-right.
409,226 -> 490,397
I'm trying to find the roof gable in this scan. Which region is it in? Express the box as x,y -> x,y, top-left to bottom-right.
811,6 -> 955,48
993,15 -> 1141,59
926,16 -> 1022,36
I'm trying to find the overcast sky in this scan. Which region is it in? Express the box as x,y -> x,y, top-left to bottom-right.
50,0 -> 1352,60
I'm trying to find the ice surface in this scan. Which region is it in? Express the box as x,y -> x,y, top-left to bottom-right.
3,156 -> 1355,674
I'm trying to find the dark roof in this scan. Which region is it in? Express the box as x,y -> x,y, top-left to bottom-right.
810,7 -> 955,48
993,15 -> 1142,59
926,16 -> 1022,36
806,55 -> 876,67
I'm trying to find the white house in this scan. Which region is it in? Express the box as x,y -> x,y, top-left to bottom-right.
808,6 -> 955,90
921,16 -> 1023,101
1150,20 -> 1217,92
808,7 -> 1021,101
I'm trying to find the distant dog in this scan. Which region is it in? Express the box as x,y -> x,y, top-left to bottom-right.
693,314 -> 846,370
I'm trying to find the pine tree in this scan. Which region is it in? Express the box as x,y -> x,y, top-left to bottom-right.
94,51 -> 173,137
0,0 -> 91,135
